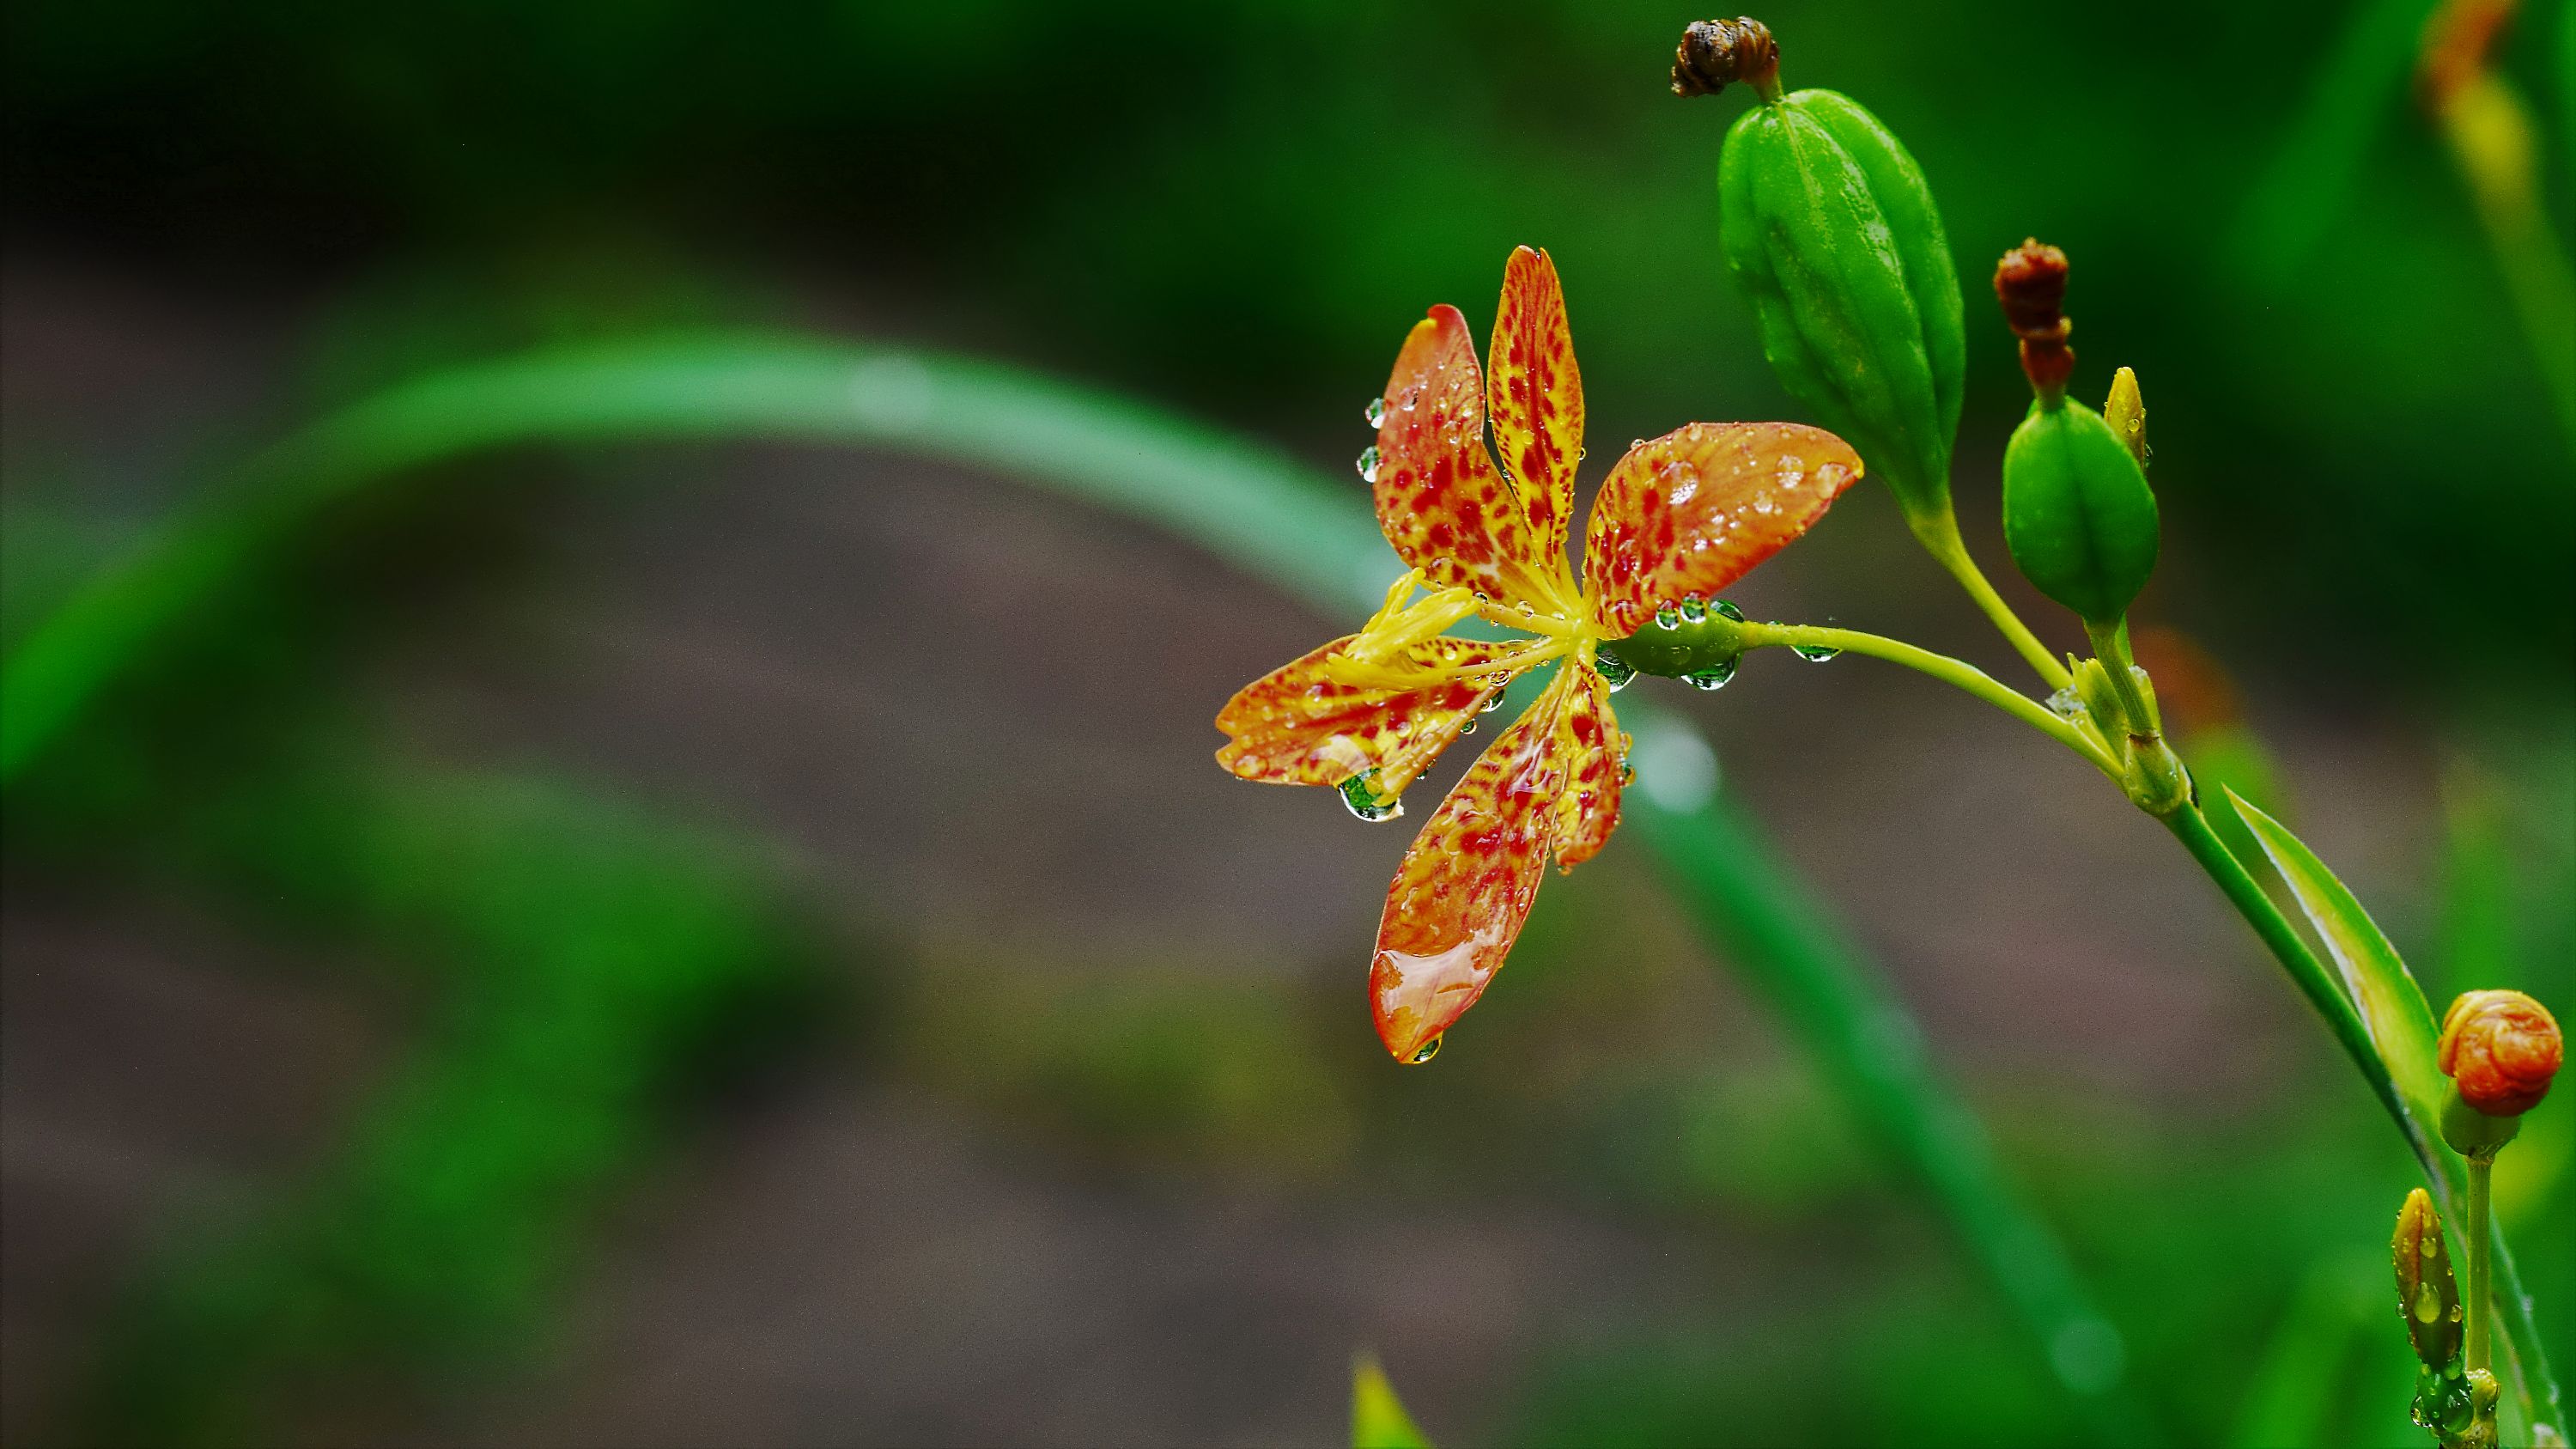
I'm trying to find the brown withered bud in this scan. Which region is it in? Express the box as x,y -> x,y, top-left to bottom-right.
2439,989 -> 2562,1116
1672,18 -> 1781,102
1995,239 -> 2075,399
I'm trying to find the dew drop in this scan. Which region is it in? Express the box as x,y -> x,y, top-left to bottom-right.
2421,1235 -> 2441,1258
1682,658 -> 1739,691
1480,691 -> 1510,713
1591,648 -> 1637,691
2414,1282 -> 2443,1324
1406,1035 -> 1443,1065
1364,396 -> 1387,429
1711,599 -> 1747,623
1458,718 -> 1479,737
2047,685 -> 2085,720
1655,603 -> 1681,630
2449,1303 -> 2464,1323
1678,594 -> 1709,623
1357,445 -> 1382,484
1793,642 -> 1842,662
1401,387 -> 1421,412
1340,770 -> 1404,822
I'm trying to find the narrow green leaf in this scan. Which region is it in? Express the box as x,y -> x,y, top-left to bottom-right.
1352,1354 -> 1431,1449
2227,790 -> 2447,1142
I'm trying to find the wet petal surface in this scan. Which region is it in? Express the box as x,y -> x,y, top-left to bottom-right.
1583,423 -> 1860,638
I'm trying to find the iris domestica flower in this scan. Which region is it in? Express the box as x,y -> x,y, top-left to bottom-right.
1218,247 -> 1859,1062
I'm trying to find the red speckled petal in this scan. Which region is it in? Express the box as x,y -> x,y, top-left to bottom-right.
1582,423 -> 1861,638
1369,662 -> 1623,1062
1487,247 -> 1583,573
1215,636 -> 1522,796
1376,306 -> 1572,612
1546,662 -> 1623,870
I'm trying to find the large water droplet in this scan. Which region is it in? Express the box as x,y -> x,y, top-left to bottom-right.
2047,685 -> 2085,720
1479,691 -> 1509,713
1356,445 -> 1382,484
1340,770 -> 1404,822
1792,642 -> 1842,662
1711,599 -> 1747,623
1591,648 -> 1637,691
2421,1234 -> 2441,1258
1406,1035 -> 1443,1065
1364,396 -> 1386,429
2415,1282 -> 2443,1324
1682,658 -> 1739,691
1655,602 -> 1681,630
1678,594 -> 1709,623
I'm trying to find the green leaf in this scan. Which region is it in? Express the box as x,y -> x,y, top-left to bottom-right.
2227,790 -> 2447,1137
1352,1354 -> 1431,1449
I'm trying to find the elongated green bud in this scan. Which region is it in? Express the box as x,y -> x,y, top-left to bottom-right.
1994,242 -> 2159,627
2393,1188 -> 2463,1372
1681,18 -> 1965,530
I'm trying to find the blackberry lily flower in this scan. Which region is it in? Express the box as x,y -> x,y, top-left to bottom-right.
1218,247 -> 1860,1062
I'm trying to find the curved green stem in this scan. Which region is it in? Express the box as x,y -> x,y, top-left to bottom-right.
2466,1152 -> 2494,1379
1739,621 -> 2120,777
2155,806 -> 2397,1117
1911,508 -> 2071,691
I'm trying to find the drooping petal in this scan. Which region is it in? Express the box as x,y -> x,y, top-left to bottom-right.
1487,247 -> 1583,570
1215,636 -> 1522,797
1583,423 -> 1861,638
1376,306 -> 1575,614
1370,662 -> 1622,1062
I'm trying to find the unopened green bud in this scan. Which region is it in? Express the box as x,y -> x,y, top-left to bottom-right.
2105,367 -> 2148,467
2002,399 -> 2160,628
1685,19 -> 1964,529
2392,1188 -> 2463,1371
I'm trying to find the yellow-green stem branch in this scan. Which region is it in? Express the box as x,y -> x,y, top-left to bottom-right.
1737,621 -> 2118,776
1911,508 -> 2072,691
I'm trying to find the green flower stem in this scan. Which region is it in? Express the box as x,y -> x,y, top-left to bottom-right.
1736,621 -> 2118,776
1911,509 -> 2072,691
2156,804 -> 2397,1119
2466,1151 -> 2494,1379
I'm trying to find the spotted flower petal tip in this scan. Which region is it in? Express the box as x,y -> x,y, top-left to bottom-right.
1218,247 -> 1856,1062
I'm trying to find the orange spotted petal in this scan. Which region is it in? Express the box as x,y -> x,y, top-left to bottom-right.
1215,636 -> 1522,796
1582,423 -> 1862,638
1487,247 -> 1583,572
1546,661 -> 1624,870
1370,663 -> 1621,1062
1376,305 -> 1573,613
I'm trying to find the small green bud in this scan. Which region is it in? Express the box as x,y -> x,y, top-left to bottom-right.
2392,1188 -> 2463,1372
2105,367 -> 2148,466
1685,20 -> 1965,528
2002,399 -> 2160,628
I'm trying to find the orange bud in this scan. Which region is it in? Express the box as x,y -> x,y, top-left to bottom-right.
2438,989 -> 2561,1116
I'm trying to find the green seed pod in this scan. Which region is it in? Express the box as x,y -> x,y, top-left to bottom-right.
1684,22 -> 1963,527
2391,1187 -> 2463,1372
2001,399 -> 2160,628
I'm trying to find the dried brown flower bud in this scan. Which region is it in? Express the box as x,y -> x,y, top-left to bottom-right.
1672,18 -> 1781,102
1994,239 -> 2075,398
2439,989 -> 2562,1116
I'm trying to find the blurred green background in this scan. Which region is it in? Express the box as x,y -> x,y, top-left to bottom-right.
2,1 -> 2569,1445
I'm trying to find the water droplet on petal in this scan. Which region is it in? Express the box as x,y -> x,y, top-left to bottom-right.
1591,648 -> 1637,691
1357,445 -> 1381,484
1406,1035 -> 1443,1065
1340,770 -> 1404,822
1480,691 -> 1509,713
1364,396 -> 1387,429
1682,658 -> 1739,691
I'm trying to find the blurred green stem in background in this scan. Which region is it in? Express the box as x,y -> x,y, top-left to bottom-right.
0,333 -> 2148,1434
